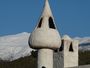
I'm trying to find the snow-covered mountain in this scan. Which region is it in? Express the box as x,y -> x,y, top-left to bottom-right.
0,32 -> 33,61
0,32 -> 90,61
75,37 -> 90,51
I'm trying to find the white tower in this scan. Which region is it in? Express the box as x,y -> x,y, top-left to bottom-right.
58,35 -> 79,68
28,0 -> 61,68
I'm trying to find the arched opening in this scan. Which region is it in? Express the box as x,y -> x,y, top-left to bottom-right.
49,17 -> 56,29
59,40 -> 64,51
37,18 -> 43,28
69,43 -> 74,52
42,66 -> 46,68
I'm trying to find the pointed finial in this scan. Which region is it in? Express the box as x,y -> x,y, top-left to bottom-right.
42,0 -> 53,17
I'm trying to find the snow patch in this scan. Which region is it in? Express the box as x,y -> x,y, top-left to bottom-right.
0,32 -> 33,61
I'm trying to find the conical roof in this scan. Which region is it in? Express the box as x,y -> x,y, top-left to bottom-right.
29,0 -> 61,49
36,0 -> 57,29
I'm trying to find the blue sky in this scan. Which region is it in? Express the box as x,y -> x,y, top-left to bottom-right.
0,0 -> 90,37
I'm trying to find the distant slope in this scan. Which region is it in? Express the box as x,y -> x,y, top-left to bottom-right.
79,51 -> 90,65
0,55 -> 37,68
75,37 -> 90,51
0,32 -> 33,61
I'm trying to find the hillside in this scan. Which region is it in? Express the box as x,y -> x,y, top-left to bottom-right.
0,32 -> 33,61
79,51 -> 90,65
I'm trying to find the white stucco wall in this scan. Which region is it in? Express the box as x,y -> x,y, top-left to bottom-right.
38,49 -> 53,68
53,35 -> 79,68
64,39 -> 79,68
